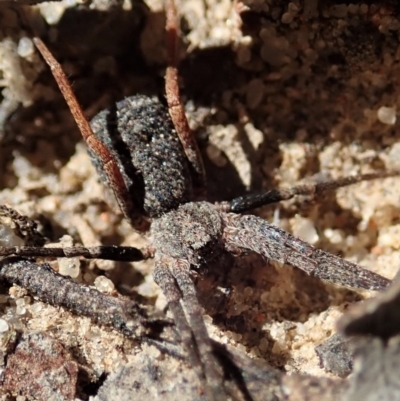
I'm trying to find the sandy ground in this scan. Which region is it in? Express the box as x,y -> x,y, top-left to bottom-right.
0,0 -> 400,399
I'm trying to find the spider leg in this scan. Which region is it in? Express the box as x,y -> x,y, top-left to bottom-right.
0,258 -> 163,337
0,245 -> 147,261
170,259 -> 226,399
224,170 -> 400,213
154,258 -> 226,401
153,264 -> 206,380
164,0 -> 207,195
222,213 -> 390,291
0,204 -> 148,260
32,38 -> 146,231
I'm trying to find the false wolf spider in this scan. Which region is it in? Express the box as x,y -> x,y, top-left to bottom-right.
1,1 -> 399,400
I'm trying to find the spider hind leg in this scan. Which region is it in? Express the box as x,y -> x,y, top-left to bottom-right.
154,257 -> 226,401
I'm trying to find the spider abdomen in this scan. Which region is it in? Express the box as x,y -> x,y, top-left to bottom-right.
89,95 -> 193,218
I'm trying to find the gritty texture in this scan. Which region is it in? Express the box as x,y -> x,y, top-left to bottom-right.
0,258 -> 159,338
222,213 -> 390,290
1,0 -> 400,399
93,350 -> 209,401
92,341 -> 343,401
337,272 -> 400,400
3,332 -> 78,401
343,336 -> 400,401
338,270 -> 400,339
152,201 -> 223,265
90,95 -> 193,217
315,333 -> 354,378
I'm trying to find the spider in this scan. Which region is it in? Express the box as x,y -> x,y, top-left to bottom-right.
1,1 -> 399,399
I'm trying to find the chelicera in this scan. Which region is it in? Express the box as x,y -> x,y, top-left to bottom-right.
1,1 -> 400,400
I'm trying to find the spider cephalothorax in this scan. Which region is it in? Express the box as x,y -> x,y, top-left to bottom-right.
152,202 -> 224,266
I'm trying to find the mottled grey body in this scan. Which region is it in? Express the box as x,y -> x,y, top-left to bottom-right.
90,95 -> 192,218
152,202 -> 224,267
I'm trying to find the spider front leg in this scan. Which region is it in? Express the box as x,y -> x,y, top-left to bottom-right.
0,205 -> 164,338
0,202 -> 148,265
222,213 -> 390,291
33,38 -> 148,231
0,258 -> 153,337
0,244 -> 148,261
223,170 -> 400,213
164,0 -> 206,195
154,256 -> 225,401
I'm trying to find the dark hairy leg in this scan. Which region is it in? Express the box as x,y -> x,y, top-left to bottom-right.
222,213 -> 390,291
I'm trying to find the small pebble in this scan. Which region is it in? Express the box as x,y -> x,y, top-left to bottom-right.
291,216 -> 319,244
38,2 -> 66,25
52,235 -> 81,278
281,12 -> 294,24
29,302 -> 43,314
0,225 -> 24,247
17,38 -> 34,58
0,319 -> 9,333
58,258 -> 81,278
377,106 -> 396,125
94,276 -> 115,293
15,299 -> 27,316
324,228 -> 345,245
246,79 -> 265,109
